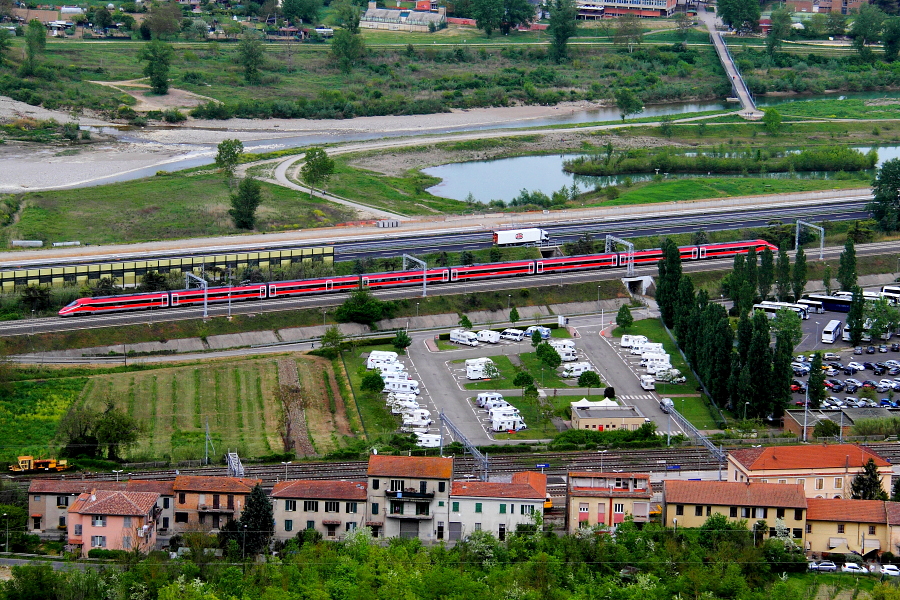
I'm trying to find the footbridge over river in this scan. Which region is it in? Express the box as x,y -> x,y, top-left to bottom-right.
697,2 -> 764,120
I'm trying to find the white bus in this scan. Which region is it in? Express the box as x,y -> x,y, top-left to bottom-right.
796,298 -> 824,314
822,319 -> 843,344
761,301 -> 810,319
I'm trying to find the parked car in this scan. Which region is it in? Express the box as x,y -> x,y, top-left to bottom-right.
828,396 -> 845,407
824,367 -> 839,377
892,343 -> 900,352
863,380 -> 878,389
881,345 -> 890,353
882,564 -> 900,576
855,346 -> 864,355
815,561 -> 838,572
844,397 -> 863,407
826,379 -> 845,392
842,563 -> 866,574
824,352 -> 841,361
881,399 -> 898,408
889,367 -> 900,376
827,362 -> 845,370
792,379 -> 807,392
848,362 -> 866,372
867,346 -> 877,354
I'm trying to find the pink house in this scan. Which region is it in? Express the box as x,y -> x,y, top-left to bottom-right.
67,490 -> 160,556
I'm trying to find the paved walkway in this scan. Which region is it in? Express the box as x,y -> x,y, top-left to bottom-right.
697,3 -> 763,120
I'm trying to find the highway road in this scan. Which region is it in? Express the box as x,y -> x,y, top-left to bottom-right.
4,239 -> 898,337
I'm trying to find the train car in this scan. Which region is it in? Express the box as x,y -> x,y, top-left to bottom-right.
698,239 -> 777,259
362,268 -> 450,288
58,291 -> 169,316
171,284 -> 267,307
268,275 -> 360,298
536,253 -> 618,274
450,260 -> 535,281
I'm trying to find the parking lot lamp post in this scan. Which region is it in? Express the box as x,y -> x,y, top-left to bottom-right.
803,387 -> 809,442
508,295 -> 511,310
416,302 -> 420,317
815,321 -> 821,350
743,402 -> 749,421
113,469 -> 123,482
281,461 -> 291,481
598,450 -> 607,471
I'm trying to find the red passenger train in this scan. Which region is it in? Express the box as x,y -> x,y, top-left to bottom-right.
58,239 -> 777,317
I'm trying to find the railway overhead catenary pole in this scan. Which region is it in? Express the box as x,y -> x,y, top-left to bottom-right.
795,220 -> 825,260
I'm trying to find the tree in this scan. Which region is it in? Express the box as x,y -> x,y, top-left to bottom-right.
718,0 -> 760,32
0,29 -> 11,66
791,246 -> 807,302
331,28 -> 366,73
866,297 -> 900,340
509,306 -> 520,324
837,238 -> 857,291
822,263 -> 833,295
813,419 -> 840,439
766,4 -> 793,55
140,271 -> 169,292
613,14 -> 642,52
229,177 -> 263,230
145,1 -> 182,38
94,6 -> 114,30
870,157 -> 900,231
331,0 -> 361,33
238,484 -> 275,554
531,329 -> 543,348
850,3 -> 886,61
536,342 -> 562,369
826,11 -> 847,36
57,406 -> 101,458
578,370 -> 601,397
851,458 -> 888,500
806,352 -> 825,409
458,314 -> 473,329
471,0 -> 502,36
139,39 -> 174,94
884,17 -> 900,61
20,285 -> 51,312
656,238 -> 682,328
513,372 -> 534,398
24,20 -> 46,72
238,32 -> 266,84
774,246 -> 791,301
546,0 -> 577,62
762,108 -> 782,135
392,329 -> 412,350
94,404 -> 143,461
336,285 -> 391,326
215,139 -> 244,178
300,148 -> 335,198
460,251 -> 475,266
616,88 -> 644,121
675,12 -> 693,39
847,286 -> 867,346
320,325 -> 345,357
746,310 -> 772,418
283,0 -> 322,24
758,246 -> 774,300
361,370 -> 385,393
499,0 -> 534,34
771,308 -> 803,350
616,304 -> 634,331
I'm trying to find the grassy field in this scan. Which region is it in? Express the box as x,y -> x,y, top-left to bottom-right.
0,377 -> 88,464
612,319 -> 721,429
7,171 -> 354,246
341,345 -> 403,438
77,357 -> 284,461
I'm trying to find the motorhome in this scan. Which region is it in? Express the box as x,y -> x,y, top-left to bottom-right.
620,335 -> 648,348
415,433 -> 442,448
380,371 -> 410,382
476,330 -> 501,344
383,380 -> 420,394
450,329 -> 479,346
465,357 -> 493,368
631,342 -> 663,356
369,350 -> 398,361
524,326 -> 552,340
645,361 -> 673,375
375,362 -> 407,374
549,340 -> 575,351
562,362 -> 594,378
488,407 -> 520,420
640,375 -> 656,391
390,401 -> 422,414
400,408 -> 432,422
492,415 -> 527,432
500,328 -> 525,341
386,392 -> 418,405
401,420 -> 432,433
483,398 -> 512,411
655,369 -> 687,384
467,364 -> 493,379
558,349 -> 578,362
476,392 -> 504,408
639,352 -> 669,367
659,398 -> 675,413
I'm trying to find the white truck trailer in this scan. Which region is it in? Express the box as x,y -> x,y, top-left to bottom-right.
492,228 -> 549,246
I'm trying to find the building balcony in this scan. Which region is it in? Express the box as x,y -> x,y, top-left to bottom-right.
386,490 -> 434,500
386,513 -> 433,520
198,505 -> 235,513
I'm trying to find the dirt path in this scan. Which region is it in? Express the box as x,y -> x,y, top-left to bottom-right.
277,358 -> 317,458
87,79 -> 219,112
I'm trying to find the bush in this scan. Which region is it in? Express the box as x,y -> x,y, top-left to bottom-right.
87,548 -> 129,560
162,109 -> 186,123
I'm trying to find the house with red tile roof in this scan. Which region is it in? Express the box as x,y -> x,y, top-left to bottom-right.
806,498 -> 890,558
172,475 -> 261,534
663,480 -> 808,543
271,480 -> 367,541
366,455 -> 453,541
127,480 -> 175,536
449,472 -> 547,542
67,490 -> 160,557
727,444 -> 890,499
567,472 -> 653,533
28,479 -> 126,536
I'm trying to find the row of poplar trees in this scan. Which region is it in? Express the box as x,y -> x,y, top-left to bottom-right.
656,240 -> 802,420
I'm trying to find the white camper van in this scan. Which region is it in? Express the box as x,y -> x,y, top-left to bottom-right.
375,362 -> 407,374
656,369 -> 687,384
557,348 -> 578,362
562,362 -> 594,378
631,342 -> 663,356
500,328 -> 525,341
640,375 -> 656,391
492,415 -> 527,432
488,406 -> 520,419
549,340 -> 575,351
386,392 -> 418,405
483,398 -> 511,411
476,330 -> 501,344
524,326 -> 552,340
467,364 -> 492,379
400,408 -> 432,422
401,420 -> 432,433
476,392 -> 504,408
383,380 -> 420,394
645,361 -> 673,375
380,371 -> 410,382
450,329 -> 479,346
620,335 -> 648,348
415,433 -> 442,448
